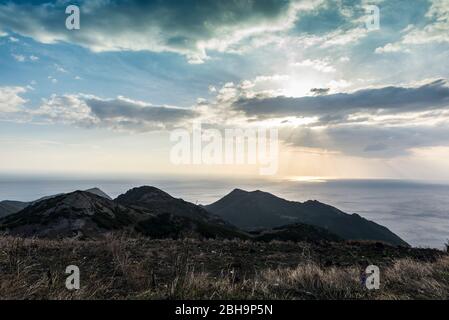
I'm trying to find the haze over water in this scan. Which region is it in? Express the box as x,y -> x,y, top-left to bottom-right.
1,176 -> 448,249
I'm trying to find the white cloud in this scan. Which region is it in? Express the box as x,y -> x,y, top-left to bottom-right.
47,76 -> 58,84
376,0 -> 449,52
292,59 -> 336,73
0,86 -> 27,113
33,94 -> 98,127
11,53 -> 39,62
375,42 -> 410,54
403,0 -> 449,44
285,26 -> 370,51
11,54 -> 40,62
328,79 -> 352,90
254,74 -> 290,83
12,54 -> 25,62
321,27 -> 370,47
54,64 -> 67,73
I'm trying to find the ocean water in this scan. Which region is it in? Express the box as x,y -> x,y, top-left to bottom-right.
1,177 -> 448,249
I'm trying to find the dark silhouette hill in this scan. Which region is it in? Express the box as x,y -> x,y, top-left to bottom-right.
205,188 -> 408,246
252,223 -> 342,243
0,185 -> 408,246
0,201 -> 29,218
0,189 -> 247,240
0,191 -> 148,238
115,186 -> 229,226
0,188 -> 112,218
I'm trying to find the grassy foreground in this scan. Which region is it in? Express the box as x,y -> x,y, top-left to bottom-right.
0,235 -> 448,300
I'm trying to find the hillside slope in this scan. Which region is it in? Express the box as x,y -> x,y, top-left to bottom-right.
0,188 -> 112,218
0,201 -> 29,218
116,186 -> 232,227
0,191 -> 149,238
0,189 -> 247,240
252,223 -> 342,243
206,189 -> 408,246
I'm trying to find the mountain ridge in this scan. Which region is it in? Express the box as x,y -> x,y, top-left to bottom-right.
0,191 -> 147,238
0,185 -> 408,246
205,188 -> 408,246
0,188 -> 248,240
115,186 -> 231,226
0,187 -> 112,218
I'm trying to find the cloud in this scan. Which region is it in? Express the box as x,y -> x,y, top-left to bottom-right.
310,88 -> 330,95
86,96 -> 197,128
292,58 -> 336,72
254,74 -> 291,83
281,124 -> 449,158
11,53 -> 39,62
195,78 -> 449,159
54,64 -> 67,73
233,79 -> 449,120
0,86 -> 27,113
375,42 -> 408,54
31,94 -> 198,132
0,0 -> 321,63
33,94 -> 98,127
402,0 -> 449,45
286,25 -> 370,50
364,143 -> 388,152
12,53 -> 25,62
0,87 -> 198,132
375,0 -> 449,53
48,76 -> 58,84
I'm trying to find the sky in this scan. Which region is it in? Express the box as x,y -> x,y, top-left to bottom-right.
1,0 -> 449,181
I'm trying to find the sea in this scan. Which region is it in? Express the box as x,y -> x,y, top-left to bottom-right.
1,176 -> 448,249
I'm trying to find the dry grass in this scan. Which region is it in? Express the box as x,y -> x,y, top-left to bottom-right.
0,235 -> 447,300
138,257 -> 449,300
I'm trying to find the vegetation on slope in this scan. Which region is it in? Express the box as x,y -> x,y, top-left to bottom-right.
0,235 -> 445,300
206,189 -> 408,246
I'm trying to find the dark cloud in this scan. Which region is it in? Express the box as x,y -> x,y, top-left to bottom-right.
0,0 -> 294,62
87,98 -> 196,124
234,79 -> 449,119
310,87 -> 330,95
28,94 -> 198,132
364,143 -> 389,152
281,124 -> 449,158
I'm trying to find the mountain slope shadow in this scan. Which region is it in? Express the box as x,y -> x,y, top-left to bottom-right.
0,187 -> 112,218
0,188 -> 248,240
115,186 -> 235,226
205,188 -> 408,246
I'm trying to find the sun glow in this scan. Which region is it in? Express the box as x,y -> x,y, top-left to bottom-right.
281,78 -> 315,97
